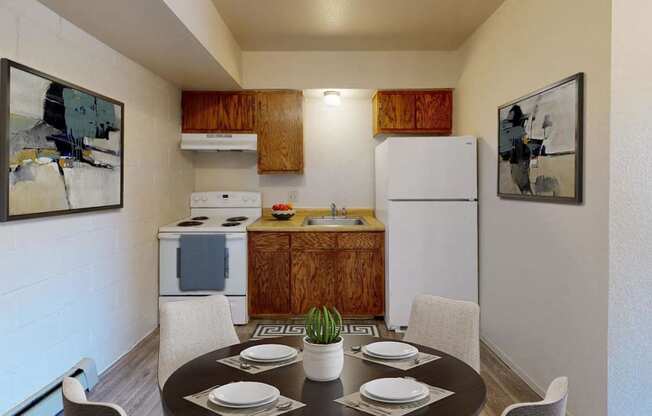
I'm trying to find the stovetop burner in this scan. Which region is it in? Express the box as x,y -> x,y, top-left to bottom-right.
227,216 -> 249,222
222,222 -> 241,227
192,216 -> 209,221
177,221 -> 203,227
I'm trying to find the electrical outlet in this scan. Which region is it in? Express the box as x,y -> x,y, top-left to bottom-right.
288,190 -> 298,203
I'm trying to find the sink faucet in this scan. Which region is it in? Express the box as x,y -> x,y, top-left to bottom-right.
330,202 -> 337,217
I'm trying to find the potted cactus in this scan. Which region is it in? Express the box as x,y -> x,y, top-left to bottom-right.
302,306 -> 344,382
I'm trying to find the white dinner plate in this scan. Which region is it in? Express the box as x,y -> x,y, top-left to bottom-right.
240,344 -> 298,362
209,393 -> 277,409
209,382 -> 280,407
362,347 -> 418,360
364,342 -> 419,358
360,378 -> 428,402
208,393 -> 278,409
361,385 -> 430,404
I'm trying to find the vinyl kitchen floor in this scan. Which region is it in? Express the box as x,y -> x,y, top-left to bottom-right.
86,319 -> 540,416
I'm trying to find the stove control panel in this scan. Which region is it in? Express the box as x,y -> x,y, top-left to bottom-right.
190,191 -> 261,208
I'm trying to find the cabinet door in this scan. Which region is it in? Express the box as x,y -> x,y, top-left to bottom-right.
248,233 -> 291,315
257,91 -> 303,174
339,249 -> 384,316
217,93 -> 255,131
182,92 -> 255,132
415,90 -> 453,132
291,250 -> 341,314
182,92 -> 220,132
376,93 -> 416,130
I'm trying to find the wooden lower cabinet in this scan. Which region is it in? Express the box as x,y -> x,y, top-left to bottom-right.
338,250 -> 384,316
291,250 -> 340,314
248,232 -> 385,317
248,233 -> 291,315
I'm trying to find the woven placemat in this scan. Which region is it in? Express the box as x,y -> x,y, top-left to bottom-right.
184,386 -> 305,416
335,383 -> 454,416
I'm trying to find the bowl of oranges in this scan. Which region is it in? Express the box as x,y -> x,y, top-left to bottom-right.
271,203 -> 295,220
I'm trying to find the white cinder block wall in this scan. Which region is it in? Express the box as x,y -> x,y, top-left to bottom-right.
0,0 -> 192,412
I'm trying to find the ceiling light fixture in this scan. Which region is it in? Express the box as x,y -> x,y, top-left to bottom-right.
323,90 -> 341,106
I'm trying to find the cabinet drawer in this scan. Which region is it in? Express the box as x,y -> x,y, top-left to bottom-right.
292,233 -> 337,250
337,233 -> 383,249
250,233 -> 290,251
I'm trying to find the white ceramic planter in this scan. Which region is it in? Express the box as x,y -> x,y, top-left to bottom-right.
302,336 -> 344,382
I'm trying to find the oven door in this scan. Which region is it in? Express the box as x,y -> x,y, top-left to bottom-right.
158,233 -> 247,296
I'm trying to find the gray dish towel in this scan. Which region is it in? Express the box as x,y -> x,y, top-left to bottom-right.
178,234 -> 226,291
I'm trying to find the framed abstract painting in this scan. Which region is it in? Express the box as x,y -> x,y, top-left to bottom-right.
497,73 -> 584,203
0,59 -> 124,221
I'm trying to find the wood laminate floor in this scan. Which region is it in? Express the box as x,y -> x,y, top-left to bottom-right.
87,319 -> 540,416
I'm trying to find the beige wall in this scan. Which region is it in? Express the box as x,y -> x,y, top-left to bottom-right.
454,1 -> 610,415
609,0 -> 652,413
242,51 -> 461,89
195,90 -> 377,207
206,51 -> 462,208
0,0 -> 193,412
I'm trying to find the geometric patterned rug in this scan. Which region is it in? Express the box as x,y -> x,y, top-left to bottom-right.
251,323 -> 380,340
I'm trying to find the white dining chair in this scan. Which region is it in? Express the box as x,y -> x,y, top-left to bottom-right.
403,294 -> 480,372
62,377 -> 127,416
501,377 -> 568,416
158,295 -> 240,389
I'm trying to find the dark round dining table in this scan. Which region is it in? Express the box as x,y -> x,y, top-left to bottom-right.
162,335 -> 486,416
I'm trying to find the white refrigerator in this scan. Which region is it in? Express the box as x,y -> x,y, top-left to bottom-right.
375,136 -> 478,330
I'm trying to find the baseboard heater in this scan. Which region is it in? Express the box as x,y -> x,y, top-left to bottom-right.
4,358 -> 98,416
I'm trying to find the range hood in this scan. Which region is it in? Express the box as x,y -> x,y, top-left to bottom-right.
180,133 -> 257,151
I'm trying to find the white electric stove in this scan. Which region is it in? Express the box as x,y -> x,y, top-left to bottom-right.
158,191 -> 261,324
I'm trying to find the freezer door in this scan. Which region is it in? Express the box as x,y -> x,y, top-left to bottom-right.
386,136 -> 477,200
385,200 -> 478,329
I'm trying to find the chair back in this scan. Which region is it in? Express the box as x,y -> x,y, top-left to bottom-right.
158,295 -> 239,389
62,377 -> 127,416
501,377 -> 568,416
404,295 -> 480,372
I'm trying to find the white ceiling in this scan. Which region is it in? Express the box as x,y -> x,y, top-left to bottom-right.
39,0 -> 241,90
38,0 -> 504,89
212,0 -> 506,51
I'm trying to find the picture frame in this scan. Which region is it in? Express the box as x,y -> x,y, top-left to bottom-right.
497,73 -> 583,203
0,59 -> 124,221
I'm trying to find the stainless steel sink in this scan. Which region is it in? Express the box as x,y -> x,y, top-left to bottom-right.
302,216 -> 367,226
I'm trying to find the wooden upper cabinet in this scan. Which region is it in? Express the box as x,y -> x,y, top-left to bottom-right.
415,91 -> 453,132
256,91 -> 304,174
373,90 -> 453,136
181,91 -> 255,133
181,89 -> 304,174
375,93 -> 416,131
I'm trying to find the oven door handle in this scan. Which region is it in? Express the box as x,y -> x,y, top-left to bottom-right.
224,247 -> 229,279
176,247 -> 181,278
158,233 -> 246,241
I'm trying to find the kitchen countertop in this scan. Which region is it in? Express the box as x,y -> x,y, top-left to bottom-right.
247,208 -> 385,232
